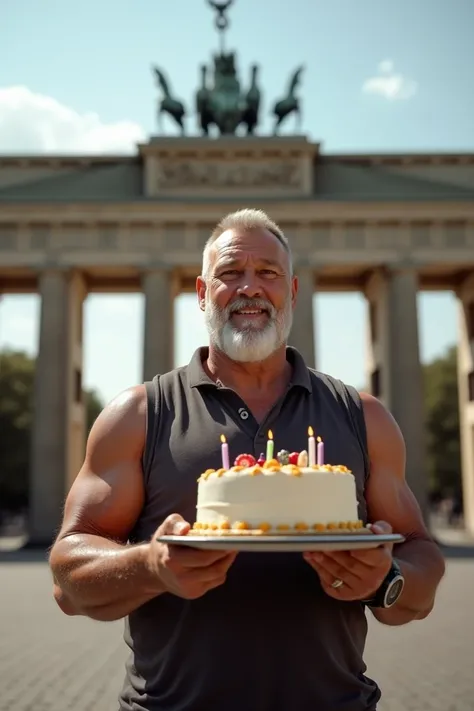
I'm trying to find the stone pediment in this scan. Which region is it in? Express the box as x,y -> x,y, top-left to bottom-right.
139,136 -> 318,199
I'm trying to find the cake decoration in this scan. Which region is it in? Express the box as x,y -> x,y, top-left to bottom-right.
234,454 -> 256,467
220,434 -> 230,469
308,426 -> 316,465
193,428 -> 369,537
266,430 -> 274,460
277,449 -> 290,465
317,435 -> 324,466
297,450 -> 308,467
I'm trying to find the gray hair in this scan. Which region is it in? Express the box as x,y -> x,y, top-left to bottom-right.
201,208 -> 293,279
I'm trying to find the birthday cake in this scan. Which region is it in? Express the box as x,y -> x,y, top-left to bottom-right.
192,430 -> 367,536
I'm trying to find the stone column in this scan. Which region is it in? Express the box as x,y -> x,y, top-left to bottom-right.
288,266 -> 316,368
365,268 -> 428,520
142,269 -> 174,381
29,269 -> 87,545
456,274 -> 474,535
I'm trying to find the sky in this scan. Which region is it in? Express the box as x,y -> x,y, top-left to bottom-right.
1,0 -> 472,403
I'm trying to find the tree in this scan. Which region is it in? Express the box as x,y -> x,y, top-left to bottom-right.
423,344 -> 461,497
0,349 -> 104,511
0,350 -> 36,511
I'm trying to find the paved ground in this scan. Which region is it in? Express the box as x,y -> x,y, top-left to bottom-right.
1,538 -> 473,711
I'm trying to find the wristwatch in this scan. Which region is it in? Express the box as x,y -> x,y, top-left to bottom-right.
362,559 -> 405,608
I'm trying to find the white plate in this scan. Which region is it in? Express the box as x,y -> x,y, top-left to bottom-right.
158,533 -> 405,553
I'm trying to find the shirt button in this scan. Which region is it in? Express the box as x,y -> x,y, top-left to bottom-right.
238,408 -> 249,420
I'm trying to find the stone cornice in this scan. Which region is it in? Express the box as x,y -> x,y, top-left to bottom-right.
0,200 -> 473,223
1,150 -> 473,169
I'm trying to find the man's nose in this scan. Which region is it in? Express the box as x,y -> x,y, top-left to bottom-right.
236,274 -> 262,299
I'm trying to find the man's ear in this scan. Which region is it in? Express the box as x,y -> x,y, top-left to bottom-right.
291,274 -> 298,310
196,275 -> 206,312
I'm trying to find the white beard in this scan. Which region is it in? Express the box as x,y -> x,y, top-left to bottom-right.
204,294 -> 293,363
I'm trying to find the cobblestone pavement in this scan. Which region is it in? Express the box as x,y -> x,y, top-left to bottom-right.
1,544 -> 473,711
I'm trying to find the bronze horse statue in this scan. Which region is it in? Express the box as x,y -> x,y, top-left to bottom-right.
152,66 -> 186,134
272,65 -> 304,134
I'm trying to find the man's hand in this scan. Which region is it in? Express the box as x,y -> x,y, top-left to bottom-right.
303,521 -> 393,602
149,514 -> 238,600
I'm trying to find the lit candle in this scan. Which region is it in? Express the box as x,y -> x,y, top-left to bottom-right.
220,434 -> 230,469
266,430 -> 274,461
317,436 -> 324,466
308,426 -> 316,466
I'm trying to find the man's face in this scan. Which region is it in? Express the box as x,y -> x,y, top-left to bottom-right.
197,228 -> 298,363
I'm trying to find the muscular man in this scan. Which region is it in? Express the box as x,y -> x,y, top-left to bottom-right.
50,208 -> 445,711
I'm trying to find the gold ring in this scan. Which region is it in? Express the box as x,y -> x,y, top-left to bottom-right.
331,578 -> 344,589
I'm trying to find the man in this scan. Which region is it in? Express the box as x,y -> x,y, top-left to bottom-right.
50,208 -> 445,711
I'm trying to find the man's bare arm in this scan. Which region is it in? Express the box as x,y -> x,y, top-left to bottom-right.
49,385 -> 164,621
362,392 -> 446,626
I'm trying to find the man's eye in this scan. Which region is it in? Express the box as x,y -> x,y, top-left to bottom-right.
260,269 -> 277,276
220,270 -> 239,277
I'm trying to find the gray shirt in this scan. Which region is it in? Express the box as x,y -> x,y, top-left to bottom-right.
119,347 -> 380,711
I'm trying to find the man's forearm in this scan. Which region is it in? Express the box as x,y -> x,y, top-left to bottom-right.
49,534 -> 164,621
370,538 -> 445,626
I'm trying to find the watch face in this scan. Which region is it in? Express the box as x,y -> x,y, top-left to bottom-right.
385,577 -> 405,607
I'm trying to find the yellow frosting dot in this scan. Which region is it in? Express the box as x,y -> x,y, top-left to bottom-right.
313,523 -> 326,531
286,465 -> 301,476
263,459 -> 280,469
234,521 -> 249,530
295,522 -> 309,531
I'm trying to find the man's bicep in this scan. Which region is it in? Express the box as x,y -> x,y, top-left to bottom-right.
361,392 -> 430,540
58,386 -> 147,544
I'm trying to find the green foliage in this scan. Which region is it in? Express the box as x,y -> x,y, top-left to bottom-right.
0,349 -> 104,511
0,349 -> 36,510
423,344 -> 461,496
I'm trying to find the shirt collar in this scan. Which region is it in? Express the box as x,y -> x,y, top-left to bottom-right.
187,346 -> 312,393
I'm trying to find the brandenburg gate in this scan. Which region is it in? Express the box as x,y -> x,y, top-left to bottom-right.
1,3 -> 474,544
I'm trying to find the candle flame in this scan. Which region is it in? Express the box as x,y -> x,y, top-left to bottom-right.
220,434 -> 226,444
317,436 -> 322,443
268,430 -> 273,440
308,426 -> 314,437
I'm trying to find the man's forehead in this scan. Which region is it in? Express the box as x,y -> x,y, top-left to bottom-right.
212,228 -> 285,260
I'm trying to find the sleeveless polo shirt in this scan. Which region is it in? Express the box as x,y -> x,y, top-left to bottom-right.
118,347 -> 381,711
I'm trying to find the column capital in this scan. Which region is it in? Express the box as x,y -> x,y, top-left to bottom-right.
456,271 -> 474,301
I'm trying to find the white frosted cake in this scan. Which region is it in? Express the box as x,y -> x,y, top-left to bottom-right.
192,447 -> 366,536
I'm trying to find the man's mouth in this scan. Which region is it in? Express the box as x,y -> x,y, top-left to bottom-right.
232,308 -> 268,316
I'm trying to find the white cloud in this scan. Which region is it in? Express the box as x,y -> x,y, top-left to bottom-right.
0,86 -> 146,154
362,60 -> 417,101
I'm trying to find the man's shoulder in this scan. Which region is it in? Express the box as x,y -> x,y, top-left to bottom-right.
306,367 -> 361,400
145,362 -> 193,386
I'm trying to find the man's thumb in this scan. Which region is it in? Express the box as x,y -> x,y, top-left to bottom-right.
370,520 -> 393,535
160,513 -> 191,536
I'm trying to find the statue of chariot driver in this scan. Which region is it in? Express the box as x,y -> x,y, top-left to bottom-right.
152,0 -> 304,137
